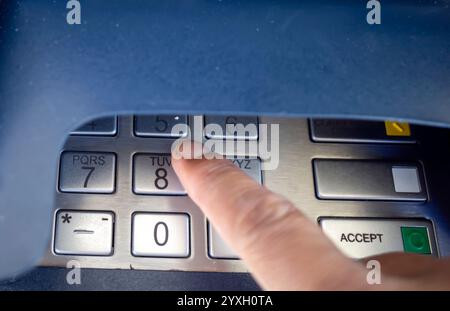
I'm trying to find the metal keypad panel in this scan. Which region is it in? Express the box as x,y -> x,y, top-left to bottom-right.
42,116 -> 450,272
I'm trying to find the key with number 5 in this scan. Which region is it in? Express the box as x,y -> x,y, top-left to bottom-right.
133,154 -> 187,195
134,115 -> 189,138
59,152 -> 116,193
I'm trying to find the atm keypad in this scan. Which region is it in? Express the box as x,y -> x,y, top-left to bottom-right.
45,116 -> 445,273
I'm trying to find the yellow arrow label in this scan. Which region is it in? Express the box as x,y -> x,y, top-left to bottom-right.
385,121 -> 411,136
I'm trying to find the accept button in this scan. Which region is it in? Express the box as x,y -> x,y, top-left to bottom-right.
320,218 -> 436,258
401,226 -> 431,255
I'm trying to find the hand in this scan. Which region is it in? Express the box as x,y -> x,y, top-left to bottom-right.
172,146 -> 450,290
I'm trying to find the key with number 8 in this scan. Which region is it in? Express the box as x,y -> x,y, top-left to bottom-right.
133,154 -> 187,195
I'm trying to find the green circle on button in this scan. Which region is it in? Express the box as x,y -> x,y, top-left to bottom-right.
409,232 -> 425,250
401,226 -> 431,255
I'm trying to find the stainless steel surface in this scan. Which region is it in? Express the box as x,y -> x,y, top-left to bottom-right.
208,224 -> 239,259
310,119 -> 416,144
133,154 -> 186,195
204,115 -> 258,140
132,213 -> 190,258
313,160 -> 427,201
41,116 -> 450,273
320,218 -> 437,258
71,116 -> 118,136
54,211 -> 114,256
59,152 -> 116,194
134,115 -> 188,138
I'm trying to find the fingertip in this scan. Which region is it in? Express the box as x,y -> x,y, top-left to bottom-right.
171,140 -> 199,177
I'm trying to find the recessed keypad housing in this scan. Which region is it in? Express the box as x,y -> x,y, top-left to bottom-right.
42,116 -> 446,273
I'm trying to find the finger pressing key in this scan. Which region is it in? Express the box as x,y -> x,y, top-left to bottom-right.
171,141 -> 371,290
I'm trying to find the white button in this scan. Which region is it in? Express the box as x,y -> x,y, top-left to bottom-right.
54,211 -> 114,256
392,166 -> 421,193
132,213 -> 190,258
208,224 -> 239,259
133,154 -> 186,195
59,152 -> 116,193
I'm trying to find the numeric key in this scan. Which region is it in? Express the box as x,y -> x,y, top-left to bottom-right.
134,115 -> 189,138
133,154 -> 186,195
132,213 -> 190,258
59,152 -> 116,193
204,116 -> 258,140
231,158 -> 262,184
